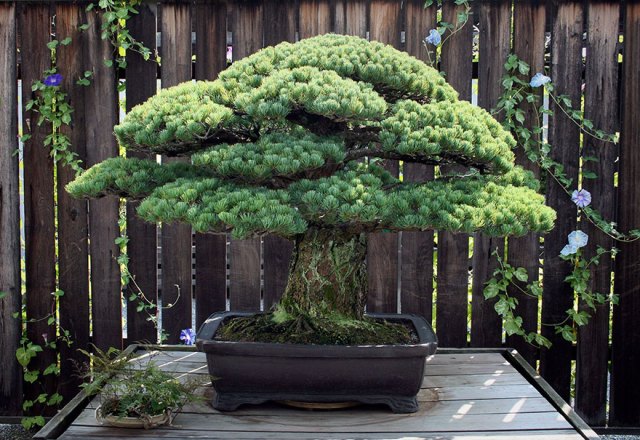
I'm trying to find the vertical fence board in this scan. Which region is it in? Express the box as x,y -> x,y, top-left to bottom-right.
506,0 -> 546,365
366,0 -> 401,313
436,0 -> 473,347
194,2 -> 228,326
344,0 -> 367,38
262,0 -> 296,311
540,1 -> 584,402
263,0 -> 296,46
299,0 -> 331,40
229,1 -> 263,312
56,4 -> 91,399
125,2 -> 158,343
0,2 -> 21,416
575,0 -> 619,426
611,0 -> 640,427
85,8 -> 122,352
160,3 -> 193,341
400,0 -> 436,320
21,3 -> 58,415
470,0 -> 510,348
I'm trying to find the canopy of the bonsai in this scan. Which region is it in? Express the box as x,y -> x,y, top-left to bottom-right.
68,34 -> 556,238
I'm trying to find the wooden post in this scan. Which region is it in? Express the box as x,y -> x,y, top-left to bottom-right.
401,0 -> 437,321
125,1 -> 159,343
470,0 -> 510,348
367,0 -> 402,314
575,0 -> 619,426
160,2 -> 194,341
21,3 -> 58,415
610,0 -> 640,427
437,0 -> 473,347
0,2 -> 22,416
508,0 -> 546,366
540,1 -> 584,401
194,1 -> 228,325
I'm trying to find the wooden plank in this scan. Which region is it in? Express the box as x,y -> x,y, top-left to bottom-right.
263,0 -> 296,46
366,0 -> 402,314
194,1 -> 228,327
261,5 -> 296,311
0,2 -> 21,416
160,2 -> 193,343
400,0 -> 437,321
228,1 -> 263,312
20,3 -> 59,416
344,0 -> 367,38
55,3 -> 92,400
84,6 -> 122,352
610,0 -> 640,428
125,1 -> 158,343
507,0 -> 546,366
540,1 -> 583,402
470,0 -> 511,348
575,0 -> 619,427
298,0 -> 332,40
426,352 -> 508,365
436,1 -> 474,347
59,427 -> 585,440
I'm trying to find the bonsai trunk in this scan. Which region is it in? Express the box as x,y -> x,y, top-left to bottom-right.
279,228 -> 368,320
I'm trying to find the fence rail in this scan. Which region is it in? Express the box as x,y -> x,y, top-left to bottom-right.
0,0 -> 639,429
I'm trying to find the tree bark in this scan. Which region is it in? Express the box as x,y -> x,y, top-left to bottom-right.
279,228 -> 368,320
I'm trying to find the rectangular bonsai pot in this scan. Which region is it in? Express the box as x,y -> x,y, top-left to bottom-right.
196,311 -> 437,413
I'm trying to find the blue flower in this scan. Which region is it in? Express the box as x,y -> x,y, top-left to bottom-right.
568,230 -> 588,248
180,328 -> 196,345
425,29 -> 441,46
530,73 -> 551,88
560,243 -> 579,256
571,189 -> 591,208
43,73 -> 63,87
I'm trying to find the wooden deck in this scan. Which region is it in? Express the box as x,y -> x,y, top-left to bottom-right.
37,348 -> 598,439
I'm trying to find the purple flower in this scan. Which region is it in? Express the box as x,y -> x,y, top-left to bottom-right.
571,189 -> 591,208
425,29 -> 441,46
180,328 -> 196,345
568,230 -> 588,249
530,73 -> 551,88
43,73 -> 63,87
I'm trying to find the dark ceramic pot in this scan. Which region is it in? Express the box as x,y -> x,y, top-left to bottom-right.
196,311 -> 437,413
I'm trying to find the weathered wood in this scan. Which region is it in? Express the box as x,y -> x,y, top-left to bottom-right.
261,3 -> 296,311
263,0 -> 295,46
55,3 -> 92,400
507,0 -> 546,366
540,1 -> 583,402
366,0 -> 402,314
298,0 -> 332,40
0,2 -> 21,416
85,7 -> 122,352
436,1 -> 473,347
611,0 -> 640,427
194,2 -> 228,326
470,0 -> 510,348
228,1 -> 263,312
125,1 -> 158,343
20,3 -> 58,416
160,3 -> 193,342
575,0 -> 620,426
399,0 -> 436,321
344,0 -> 367,37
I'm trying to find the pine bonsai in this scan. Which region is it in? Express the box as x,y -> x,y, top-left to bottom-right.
68,34 -> 555,343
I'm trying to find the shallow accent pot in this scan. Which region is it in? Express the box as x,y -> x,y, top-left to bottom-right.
95,406 -> 172,429
196,311 -> 437,413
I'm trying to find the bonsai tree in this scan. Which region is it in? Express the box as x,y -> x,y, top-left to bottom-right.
68,34 -> 555,343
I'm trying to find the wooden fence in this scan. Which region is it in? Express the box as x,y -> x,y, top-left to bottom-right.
0,0 -> 639,429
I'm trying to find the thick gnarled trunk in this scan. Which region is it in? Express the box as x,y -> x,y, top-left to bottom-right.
279,228 -> 368,320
